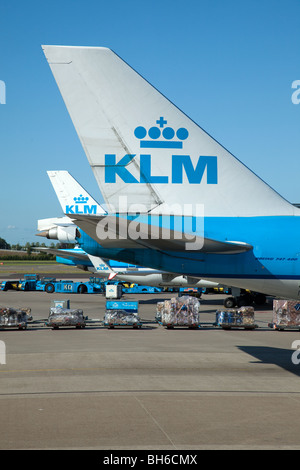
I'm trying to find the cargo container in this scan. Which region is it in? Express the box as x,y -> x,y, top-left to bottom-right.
46,307 -> 86,329
159,296 -> 200,329
215,306 -> 256,329
270,300 -> 300,330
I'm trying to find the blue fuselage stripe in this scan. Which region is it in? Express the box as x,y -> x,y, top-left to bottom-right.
76,215 -> 300,280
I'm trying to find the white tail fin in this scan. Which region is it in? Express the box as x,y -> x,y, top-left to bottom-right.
42,45 -> 295,217
87,254 -> 117,280
47,170 -> 107,217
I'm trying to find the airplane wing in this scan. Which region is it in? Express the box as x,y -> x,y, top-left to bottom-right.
47,170 -> 253,254
70,212 -> 252,254
32,246 -> 89,261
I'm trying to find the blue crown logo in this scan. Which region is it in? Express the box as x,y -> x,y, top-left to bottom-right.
74,195 -> 89,204
134,117 -> 189,149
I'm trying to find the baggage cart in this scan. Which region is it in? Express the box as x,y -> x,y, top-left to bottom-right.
0,307 -> 32,330
104,300 -> 141,328
106,300 -> 139,313
270,300 -> 300,330
104,310 -> 142,328
215,306 -> 257,329
159,296 -> 200,329
46,307 -> 86,329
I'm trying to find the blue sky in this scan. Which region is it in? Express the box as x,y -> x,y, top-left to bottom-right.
0,0 -> 299,245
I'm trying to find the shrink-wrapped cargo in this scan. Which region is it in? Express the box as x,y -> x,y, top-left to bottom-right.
47,307 -> 85,328
272,300 -> 300,329
0,306 -> 32,329
160,296 -> 200,327
238,306 -> 255,326
216,306 -> 255,328
104,310 -> 141,328
155,302 -> 165,323
216,309 -> 242,326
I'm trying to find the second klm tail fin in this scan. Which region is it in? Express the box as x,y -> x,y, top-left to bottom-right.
47,170 -> 107,217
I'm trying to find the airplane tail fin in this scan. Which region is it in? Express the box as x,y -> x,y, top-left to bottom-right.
47,170 -> 107,217
42,45 -> 295,217
87,254 -> 117,280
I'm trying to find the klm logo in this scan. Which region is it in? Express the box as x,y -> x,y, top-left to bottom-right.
134,117 -> 189,149
96,263 -> 110,271
104,118 -> 218,185
105,154 -> 218,184
66,195 -> 97,215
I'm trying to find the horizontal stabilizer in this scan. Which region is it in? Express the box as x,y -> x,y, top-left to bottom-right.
37,217 -> 74,232
69,213 -> 253,254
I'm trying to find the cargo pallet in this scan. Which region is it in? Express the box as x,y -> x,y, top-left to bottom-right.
104,321 -> 142,329
0,322 -> 28,330
268,322 -> 300,331
216,323 -> 258,330
46,305 -> 86,330
45,322 -> 86,330
158,321 -> 200,329
166,325 -> 200,329
104,300 -> 141,328
0,309 -> 32,330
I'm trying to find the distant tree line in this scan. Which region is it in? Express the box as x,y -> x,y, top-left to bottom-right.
0,237 -> 10,250
0,238 -> 75,260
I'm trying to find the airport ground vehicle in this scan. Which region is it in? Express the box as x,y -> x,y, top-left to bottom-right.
1,274 -> 40,291
40,277 -> 104,294
45,279 -> 180,295
1,274 -> 104,294
121,284 -> 163,294
1,274 -> 168,295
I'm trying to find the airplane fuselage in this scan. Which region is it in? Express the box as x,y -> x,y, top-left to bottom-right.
76,215 -> 300,300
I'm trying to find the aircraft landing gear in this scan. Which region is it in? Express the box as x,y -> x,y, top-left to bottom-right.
223,292 -> 267,309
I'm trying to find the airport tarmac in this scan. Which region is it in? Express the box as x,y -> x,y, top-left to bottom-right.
0,286 -> 300,450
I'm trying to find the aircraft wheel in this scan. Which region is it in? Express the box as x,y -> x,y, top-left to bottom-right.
78,284 -> 87,294
224,297 -> 236,308
45,283 -> 55,293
